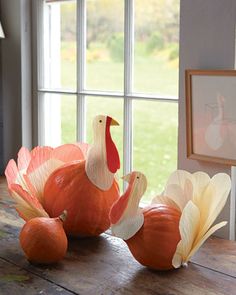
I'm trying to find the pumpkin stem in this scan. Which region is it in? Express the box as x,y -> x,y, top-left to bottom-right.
59,210 -> 67,223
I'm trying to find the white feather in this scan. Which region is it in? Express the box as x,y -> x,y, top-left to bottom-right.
172,171 -> 231,268
111,212 -> 144,240
172,201 -> 200,268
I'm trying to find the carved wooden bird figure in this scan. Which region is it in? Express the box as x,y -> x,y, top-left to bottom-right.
109,170 -> 231,270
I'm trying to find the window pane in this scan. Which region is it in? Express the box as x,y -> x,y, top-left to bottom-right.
43,1 -> 76,90
133,100 -> 178,202
39,93 -> 76,146
134,0 -> 179,96
86,0 -> 124,91
86,96 -> 123,179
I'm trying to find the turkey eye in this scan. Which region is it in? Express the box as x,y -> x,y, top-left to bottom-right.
99,120 -> 102,123
137,176 -> 140,179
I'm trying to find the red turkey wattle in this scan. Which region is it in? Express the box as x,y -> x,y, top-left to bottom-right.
106,116 -> 120,173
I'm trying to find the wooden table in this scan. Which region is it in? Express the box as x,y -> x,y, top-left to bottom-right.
0,177 -> 236,295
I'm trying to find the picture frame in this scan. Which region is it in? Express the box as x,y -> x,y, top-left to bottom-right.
186,69 -> 236,165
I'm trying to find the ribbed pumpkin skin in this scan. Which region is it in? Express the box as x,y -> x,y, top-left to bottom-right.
126,204 -> 181,270
43,161 -> 119,237
20,217 -> 67,264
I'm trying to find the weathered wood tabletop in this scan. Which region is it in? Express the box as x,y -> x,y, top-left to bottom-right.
0,177 -> 236,295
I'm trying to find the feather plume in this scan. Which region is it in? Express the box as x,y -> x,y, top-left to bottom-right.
52,144 -> 86,163
9,184 -> 49,221
27,147 -> 62,202
5,159 -> 18,186
152,170 -> 231,268
17,147 -> 31,171
5,143 -> 87,220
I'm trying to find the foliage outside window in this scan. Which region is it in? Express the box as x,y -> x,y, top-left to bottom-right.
38,0 -> 179,201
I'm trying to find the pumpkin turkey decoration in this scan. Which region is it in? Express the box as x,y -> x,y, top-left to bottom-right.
110,170 -> 231,270
5,115 -> 120,236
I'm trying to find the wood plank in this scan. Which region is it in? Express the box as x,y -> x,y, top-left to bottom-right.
0,257 -> 75,295
1,176 -> 236,294
2,174 -> 236,276
0,176 -> 9,199
192,237 -> 236,278
0,218 -> 235,295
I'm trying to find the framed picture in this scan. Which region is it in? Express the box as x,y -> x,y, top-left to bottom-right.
186,69 -> 236,165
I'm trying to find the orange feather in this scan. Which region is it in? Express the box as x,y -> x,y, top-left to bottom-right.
17,147 -> 31,171
5,159 -> 18,185
27,146 -> 53,174
52,144 -> 85,163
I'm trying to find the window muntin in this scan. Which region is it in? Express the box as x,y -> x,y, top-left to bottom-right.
39,93 -> 77,146
43,1 -> 77,90
37,0 -> 179,200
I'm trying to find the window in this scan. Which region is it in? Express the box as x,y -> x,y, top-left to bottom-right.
34,0 -> 179,201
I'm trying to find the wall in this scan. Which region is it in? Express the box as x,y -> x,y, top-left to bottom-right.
0,22 -> 3,173
178,0 -> 236,238
0,0 -> 32,174
0,0 -> 22,174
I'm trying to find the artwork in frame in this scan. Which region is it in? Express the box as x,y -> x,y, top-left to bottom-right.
186,69 -> 236,165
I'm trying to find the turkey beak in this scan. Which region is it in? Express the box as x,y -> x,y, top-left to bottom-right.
122,173 -> 132,183
109,116 -> 119,126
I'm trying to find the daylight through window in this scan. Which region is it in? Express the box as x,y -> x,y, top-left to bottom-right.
36,0 -> 180,201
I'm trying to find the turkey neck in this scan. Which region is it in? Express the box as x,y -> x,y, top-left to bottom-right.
85,129 -> 114,191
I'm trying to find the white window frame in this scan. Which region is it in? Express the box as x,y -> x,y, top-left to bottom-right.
32,0 -> 179,179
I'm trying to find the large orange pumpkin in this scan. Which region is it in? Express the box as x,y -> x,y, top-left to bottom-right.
43,161 -> 119,236
126,204 -> 181,270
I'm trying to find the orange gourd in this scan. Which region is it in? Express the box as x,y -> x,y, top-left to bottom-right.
43,161 -> 119,236
126,204 -> 181,270
20,211 -> 68,264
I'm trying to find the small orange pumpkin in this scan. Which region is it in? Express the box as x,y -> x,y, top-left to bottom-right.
20,211 -> 68,264
126,204 -> 181,270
